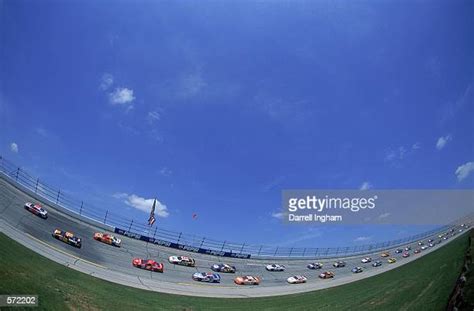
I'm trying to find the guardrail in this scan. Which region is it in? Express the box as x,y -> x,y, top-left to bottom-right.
0,155 -> 469,259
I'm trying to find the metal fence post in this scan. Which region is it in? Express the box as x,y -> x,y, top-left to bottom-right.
274,247 -> 279,256
153,227 -> 157,239
79,201 -> 83,215
56,189 -> 61,204
240,243 -> 245,254
128,220 -> 134,232
35,178 -> 39,193
221,241 -> 227,251
289,247 -> 294,257
103,210 -> 108,224
302,248 -> 306,257
258,245 -> 263,256
200,237 -> 206,248
177,232 -> 182,244
15,168 -> 20,181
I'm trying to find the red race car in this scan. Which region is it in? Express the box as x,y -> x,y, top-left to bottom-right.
93,232 -> 121,247
132,258 -> 164,273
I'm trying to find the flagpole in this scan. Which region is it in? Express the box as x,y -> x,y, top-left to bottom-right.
146,198 -> 157,259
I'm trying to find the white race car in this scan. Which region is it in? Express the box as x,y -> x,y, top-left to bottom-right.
361,257 -> 372,263
24,202 -> 48,219
421,245 -> 428,250
287,275 -> 307,284
192,272 -> 221,283
333,261 -> 346,268
266,264 -> 285,272
168,256 -> 196,267
307,262 -> 323,270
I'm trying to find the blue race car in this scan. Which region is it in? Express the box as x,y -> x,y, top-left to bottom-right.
211,263 -> 236,273
351,267 -> 363,273
192,272 -> 221,283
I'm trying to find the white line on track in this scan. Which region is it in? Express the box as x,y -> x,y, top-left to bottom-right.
26,233 -> 107,270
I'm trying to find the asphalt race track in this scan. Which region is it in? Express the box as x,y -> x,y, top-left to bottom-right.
0,177 -> 471,298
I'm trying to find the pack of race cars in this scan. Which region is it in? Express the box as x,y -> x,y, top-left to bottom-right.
23,201 -> 470,286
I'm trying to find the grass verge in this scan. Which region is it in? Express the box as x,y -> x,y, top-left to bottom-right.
0,231 -> 470,311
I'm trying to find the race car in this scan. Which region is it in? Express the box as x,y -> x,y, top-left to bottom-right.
395,249 -> 403,254
52,229 -> 81,248
404,246 -> 411,251
428,239 -> 434,243
380,252 -> 390,257
168,256 -> 196,267
351,267 -> 363,273
402,252 -> 410,258
361,257 -> 372,263
418,241 -> 424,246
132,258 -> 164,272
429,242 -> 435,247
388,258 -> 397,264
192,272 -> 221,283
287,275 -> 307,284
421,245 -> 428,250
414,248 -> 421,254
319,271 -> 335,279
93,232 -> 121,247
234,275 -> 260,285
266,264 -> 285,272
333,261 -> 346,268
24,202 -> 48,219
372,260 -> 382,267
211,263 -> 236,273
307,262 -> 323,270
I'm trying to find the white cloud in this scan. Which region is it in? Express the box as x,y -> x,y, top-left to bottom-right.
384,144 -> 418,164
100,73 -> 114,91
385,146 -> 407,162
109,88 -> 135,105
354,236 -> 371,242
112,192 -> 128,199
35,127 -> 48,138
436,135 -> 452,150
271,212 -> 285,219
455,161 -> 474,182
10,142 -> 18,153
114,193 -> 169,217
147,111 -> 161,124
159,167 -> 172,177
178,72 -> 206,98
378,212 -> 391,219
359,181 -> 372,191
262,176 -> 285,192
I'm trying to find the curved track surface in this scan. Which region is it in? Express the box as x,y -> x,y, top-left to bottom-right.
0,178 -> 470,297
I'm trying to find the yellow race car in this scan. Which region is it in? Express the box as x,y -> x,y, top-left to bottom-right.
52,229 -> 82,248
387,257 -> 397,264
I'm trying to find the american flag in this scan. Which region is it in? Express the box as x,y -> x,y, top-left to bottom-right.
148,199 -> 156,226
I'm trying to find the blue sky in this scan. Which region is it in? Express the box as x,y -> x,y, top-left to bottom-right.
1,1 -> 473,248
